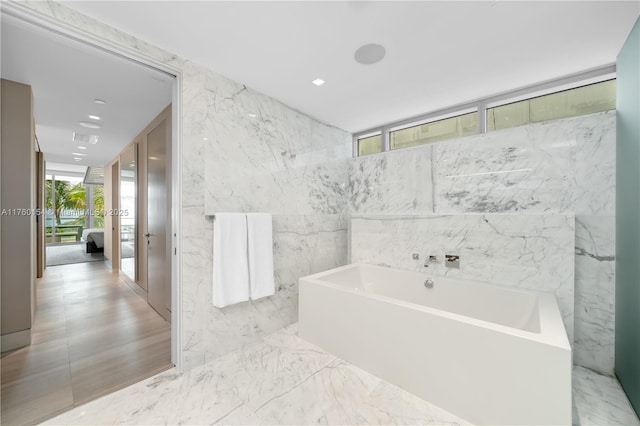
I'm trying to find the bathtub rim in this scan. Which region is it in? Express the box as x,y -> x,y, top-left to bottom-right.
300,262 -> 570,351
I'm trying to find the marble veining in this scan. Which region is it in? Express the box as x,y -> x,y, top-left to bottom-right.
350,214 -> 575,342
573,366 -> 640,426
348,111 -> 616,375
574,216 -> 616,375
44,326 -> 637,426
349,146 -> 433,214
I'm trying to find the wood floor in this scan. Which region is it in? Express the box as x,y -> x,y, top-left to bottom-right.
1,261 -> 171,426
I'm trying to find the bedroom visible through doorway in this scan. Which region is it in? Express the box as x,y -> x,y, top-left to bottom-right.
45,164 -> 106,267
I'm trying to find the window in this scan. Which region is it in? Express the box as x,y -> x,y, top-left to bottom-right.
352,67 -> 616,157
45,175 -> 86,244
487,79 -> 616,132
389,112 -> 478,150
357,134 -> 382,156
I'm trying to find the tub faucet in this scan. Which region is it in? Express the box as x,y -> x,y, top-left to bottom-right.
445,254 -> 460,268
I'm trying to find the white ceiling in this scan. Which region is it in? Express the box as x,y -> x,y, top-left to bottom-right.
1,15 -> 173,168
58,0 -> 639,133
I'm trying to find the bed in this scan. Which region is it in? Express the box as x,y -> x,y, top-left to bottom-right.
82,228 -> 105,253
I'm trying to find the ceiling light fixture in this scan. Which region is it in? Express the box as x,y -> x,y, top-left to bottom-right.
312,78 -> 325,86
73,132 -> 99,145
94,99 -> 106,104
79,121 -> 101,129
88,115 -> 101,120
354,43 -> 386,65
77,146 -> 87,150
72,152 -> 87,156
248,113 -> 257,118
73,157 -> 82,161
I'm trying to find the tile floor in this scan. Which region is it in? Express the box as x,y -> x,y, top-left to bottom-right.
43,324 -> 639,426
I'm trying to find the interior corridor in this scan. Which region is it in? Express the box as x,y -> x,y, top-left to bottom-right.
0,261 -> 171,425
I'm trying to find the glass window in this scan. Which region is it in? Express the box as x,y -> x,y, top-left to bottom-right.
389,112 -> 478,150
358,134 -> 382,156
45,175 -> 86,244
487,79 -> 616,131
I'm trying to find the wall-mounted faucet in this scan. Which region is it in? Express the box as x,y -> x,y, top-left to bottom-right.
445,254 -> 460,268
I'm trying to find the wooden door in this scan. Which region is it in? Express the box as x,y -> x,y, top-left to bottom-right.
146,117 -> 170,321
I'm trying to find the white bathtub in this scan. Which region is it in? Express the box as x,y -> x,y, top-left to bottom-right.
298,263 -> 571,425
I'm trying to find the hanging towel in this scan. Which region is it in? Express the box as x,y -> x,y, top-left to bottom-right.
246,213 -> 275,300
212,213 -> 250,308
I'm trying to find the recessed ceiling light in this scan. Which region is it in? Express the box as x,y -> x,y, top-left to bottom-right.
248,113 -> 257,118
73,157 -> 82,161
312,78 -> 325,86
203,137 -> 209,141
79,121 -> 101,129
354,43 -> 386,65
88,115 -> 101,120
94,99 -> 106,104
77,146 -> 87,150
72,152 -> 87,156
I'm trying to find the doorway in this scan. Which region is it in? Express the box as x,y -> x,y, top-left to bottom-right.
45,165 -> 106,267
1,4 -> 181,424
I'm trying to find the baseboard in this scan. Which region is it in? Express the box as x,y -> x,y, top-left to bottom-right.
1,329 -> 31,352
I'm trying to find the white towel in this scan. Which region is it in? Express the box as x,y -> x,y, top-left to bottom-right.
246,213 -> 275,300
212,213 -> 250,308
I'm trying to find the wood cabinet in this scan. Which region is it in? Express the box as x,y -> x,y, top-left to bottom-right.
1,79 -> 37,351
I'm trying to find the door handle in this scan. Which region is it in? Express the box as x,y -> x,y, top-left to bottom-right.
144,233 -> 154,238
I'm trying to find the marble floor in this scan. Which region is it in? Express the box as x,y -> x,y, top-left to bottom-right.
43,324 -> 639,426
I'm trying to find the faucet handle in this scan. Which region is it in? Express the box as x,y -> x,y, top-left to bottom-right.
423,255 -> 437,267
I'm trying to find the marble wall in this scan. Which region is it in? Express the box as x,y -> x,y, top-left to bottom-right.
181,66 -> 352,367
349,111 -> 616,375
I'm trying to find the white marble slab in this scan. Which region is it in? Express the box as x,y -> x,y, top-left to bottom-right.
574,215 -> 616,375
350,214 -> 575,342
573,112 -> 616,217
349,146 -> 433,214
192,65 -> 351,367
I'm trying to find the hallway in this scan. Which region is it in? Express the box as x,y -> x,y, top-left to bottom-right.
1,261 -> 171,425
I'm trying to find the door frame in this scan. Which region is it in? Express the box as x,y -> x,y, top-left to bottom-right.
3,3 -> 184,369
